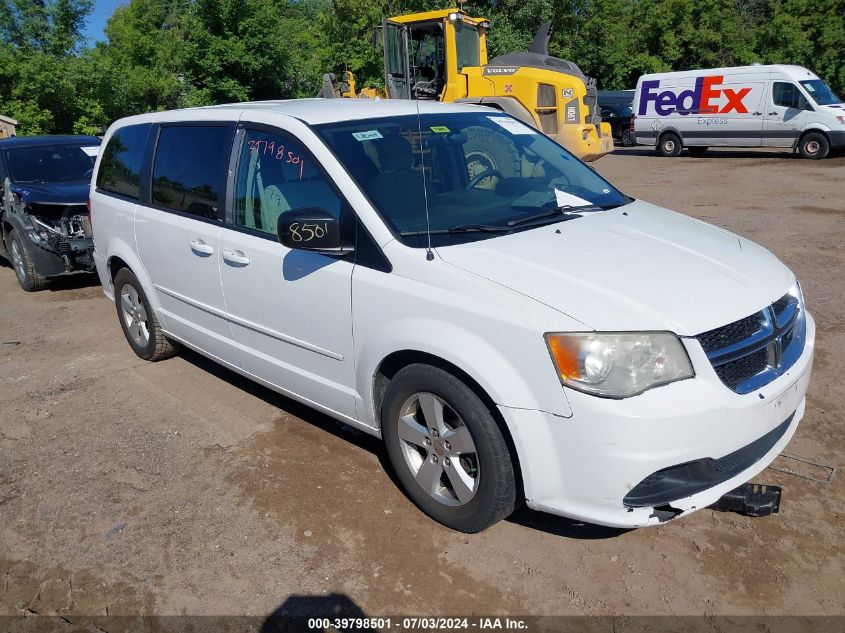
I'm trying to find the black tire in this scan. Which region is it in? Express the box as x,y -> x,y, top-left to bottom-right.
113,268 -> 180,361
7,229 -> 47,292
687,146 -> 709,156
798,132 -> 830,159
381,363 -> 517,532
657,132 -> 682,157
462,125 -> 521,189
620,127 -> 636,147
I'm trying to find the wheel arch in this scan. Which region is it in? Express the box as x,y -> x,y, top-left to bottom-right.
102,242 -> 164,321
373,348 -> 525,502
656,127 -> 683,148
798,127 -> 831,142
796,128 -> 831,157
454,96 -> 539,129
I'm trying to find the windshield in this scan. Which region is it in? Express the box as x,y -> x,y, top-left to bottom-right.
314,112 -> 628,246
454,22 -> 480,70
4,143 -> 99,183
800,80 -> 842,106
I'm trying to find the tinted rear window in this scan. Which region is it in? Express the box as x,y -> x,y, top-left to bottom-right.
151,125 -> 232,220
97,124 -> 150,199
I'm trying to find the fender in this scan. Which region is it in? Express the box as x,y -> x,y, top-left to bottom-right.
630,122 -> 684,146
800,123 -> 833,134
354,316 -> 573,431
102,235 -> 166,329
454,96 -> 538,129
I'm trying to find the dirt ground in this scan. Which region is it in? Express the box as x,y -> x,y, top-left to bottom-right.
1,147 -> 843,623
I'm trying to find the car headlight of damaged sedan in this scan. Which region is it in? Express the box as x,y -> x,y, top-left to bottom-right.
545,332 -> 694,398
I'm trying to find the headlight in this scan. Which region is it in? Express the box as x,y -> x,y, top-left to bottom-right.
545,332 -> 694,398
787,280 -> 804,308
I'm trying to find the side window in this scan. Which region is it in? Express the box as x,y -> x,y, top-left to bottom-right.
151,125 -> 232,219
773,82 -> 804,109
97,123 -> 150,199
234,129 -> 342,236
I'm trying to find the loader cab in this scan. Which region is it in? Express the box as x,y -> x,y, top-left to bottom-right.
382,10 -> 488,102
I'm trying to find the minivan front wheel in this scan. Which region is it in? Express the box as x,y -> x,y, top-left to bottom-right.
113,268 -> 180,361
657,132 -> 682,157
381,364 -> 516,532
798,132 -> 830,159
8,230 -> 47,292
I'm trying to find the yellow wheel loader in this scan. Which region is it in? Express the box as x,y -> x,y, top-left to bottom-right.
317,8 -> 613,162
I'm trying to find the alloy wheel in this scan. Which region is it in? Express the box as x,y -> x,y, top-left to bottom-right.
119,283 -> 150,347
397,392 -> 480,506
10,239 -> 26,284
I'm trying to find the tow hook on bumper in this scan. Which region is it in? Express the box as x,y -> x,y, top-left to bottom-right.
710,483 -> 782,517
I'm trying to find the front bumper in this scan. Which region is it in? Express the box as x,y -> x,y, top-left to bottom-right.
828,130 -> 845,149
23,229 -> 94,277
557,124 -> 614,162
501,312 -> 815,528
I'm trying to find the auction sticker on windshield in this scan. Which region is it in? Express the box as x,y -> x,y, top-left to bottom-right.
81,146 -> 100,157
487,116 -> 537,135
352,130 -> 383,141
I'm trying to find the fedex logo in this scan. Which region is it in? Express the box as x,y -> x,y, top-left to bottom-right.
638,75 -> 751,116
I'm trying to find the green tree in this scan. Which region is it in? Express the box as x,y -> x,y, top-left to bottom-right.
0,0 -> 95,133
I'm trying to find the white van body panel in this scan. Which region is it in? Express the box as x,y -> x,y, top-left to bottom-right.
91,100 -> 814,528
633,64 -> 845,151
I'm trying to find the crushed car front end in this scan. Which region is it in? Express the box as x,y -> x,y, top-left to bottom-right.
4,190 -> 95,277
0,136 -> 100,283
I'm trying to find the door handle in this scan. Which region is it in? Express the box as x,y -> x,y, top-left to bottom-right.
752,111 -> 762,116
222,249 -> 250,266
189,239 -> 214,256
768,112 -> 778,116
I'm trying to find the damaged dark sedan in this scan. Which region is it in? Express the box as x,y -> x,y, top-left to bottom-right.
0,135 -> 100,291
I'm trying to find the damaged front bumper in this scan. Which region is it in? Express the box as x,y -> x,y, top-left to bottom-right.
15,203 -> 95,277
497,313 -> 814,528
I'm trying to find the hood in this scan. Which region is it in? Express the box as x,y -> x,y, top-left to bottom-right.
819,103 -> 845,114
10,181 -> 90,205
437,200 -> 794,335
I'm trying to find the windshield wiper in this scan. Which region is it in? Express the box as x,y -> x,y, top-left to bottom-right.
507,204 -> 606,228
400,224 -> 510,237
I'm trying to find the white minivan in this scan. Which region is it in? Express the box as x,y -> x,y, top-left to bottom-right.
633,64 -> 845,158
90,100 -> 814,532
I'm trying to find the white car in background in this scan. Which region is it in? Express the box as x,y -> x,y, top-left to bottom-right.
90,100 -> 814,532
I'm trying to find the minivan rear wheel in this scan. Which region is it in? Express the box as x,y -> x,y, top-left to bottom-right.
798,132 -> 830,159
113,268 -> 180,361
381,363 -> 516,532
657,132 -> 682,157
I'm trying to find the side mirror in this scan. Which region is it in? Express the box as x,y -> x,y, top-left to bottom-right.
277,207 -> 354,256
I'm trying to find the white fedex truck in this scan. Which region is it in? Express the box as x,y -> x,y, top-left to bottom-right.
633,64 -> 845,158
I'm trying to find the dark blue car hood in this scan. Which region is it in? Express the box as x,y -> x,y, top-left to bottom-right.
10,181 -> 90,205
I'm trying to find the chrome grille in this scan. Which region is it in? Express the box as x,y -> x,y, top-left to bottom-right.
696,291 -> 805,394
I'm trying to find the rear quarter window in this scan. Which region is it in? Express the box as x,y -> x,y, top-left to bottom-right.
151,125 -> 233,220
97,123 -> 151,200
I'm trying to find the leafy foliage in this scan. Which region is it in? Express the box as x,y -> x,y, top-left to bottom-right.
0,0 -> 842,134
